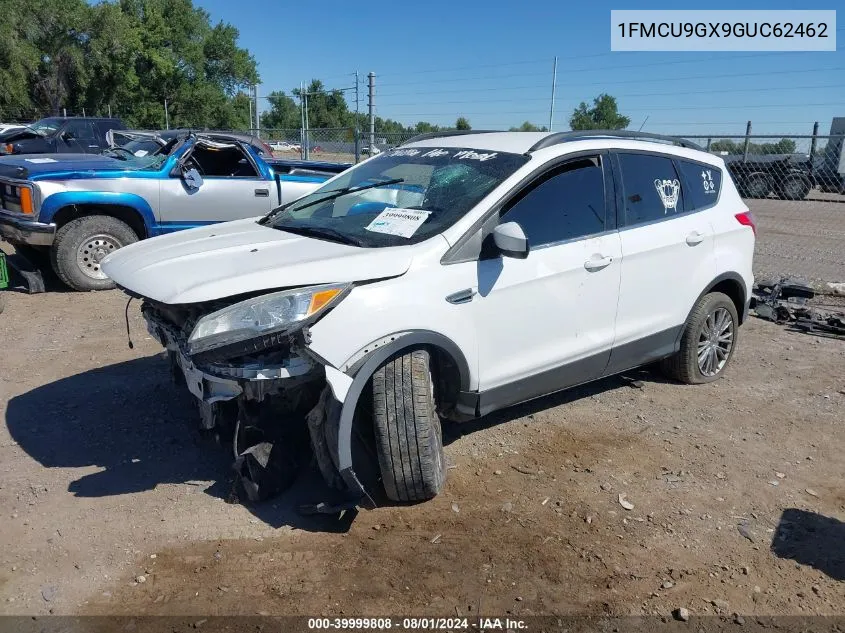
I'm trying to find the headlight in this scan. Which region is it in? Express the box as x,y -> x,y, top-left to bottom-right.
187,283 -> 349,356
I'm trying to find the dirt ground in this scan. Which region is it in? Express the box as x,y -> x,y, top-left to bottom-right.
0,199 -> 844,622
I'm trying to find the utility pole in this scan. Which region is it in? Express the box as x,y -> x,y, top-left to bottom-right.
303,87 -> 310,160
108,104 -> 112,118
299,81 -> 305,160
254,84 -> 260,137
354,71 -> 360,162
368,72 -> 375,155
164,98 -> 169,130
248,88 -> 254,131
548,56 -> 557,132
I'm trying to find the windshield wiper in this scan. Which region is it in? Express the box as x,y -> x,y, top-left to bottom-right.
276,225 -> 364,246
258,177 -> 405,225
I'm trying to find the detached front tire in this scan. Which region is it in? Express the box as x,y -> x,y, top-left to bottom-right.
662,292 -> 739,385
51,215 -> 138,291
371,348 -> 446,502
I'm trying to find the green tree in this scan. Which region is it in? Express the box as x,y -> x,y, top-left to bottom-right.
569,94 -> 630,131
509,121 -> 548,132
455,117 -> 471,130
260,91 -> 300,130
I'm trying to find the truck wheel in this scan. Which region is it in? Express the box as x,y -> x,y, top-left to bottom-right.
743,173 -> 771,198
661,292 -> 739,385
51,215 -> 138,291
371,348 -> 446,502
778,175 -> 811,201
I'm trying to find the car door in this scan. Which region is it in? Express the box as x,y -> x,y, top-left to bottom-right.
468,153 -> 622,410
158,141 -> 274,227
58,120 -> 99,153
604,151 -> 717,375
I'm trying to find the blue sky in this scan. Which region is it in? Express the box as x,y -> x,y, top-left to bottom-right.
197,0 -> 844,136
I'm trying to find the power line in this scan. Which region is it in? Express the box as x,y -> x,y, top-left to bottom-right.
385,102 -> 844,118
377,51 -> 833,88
376,65 -> 845,98
378,82 -> 845,108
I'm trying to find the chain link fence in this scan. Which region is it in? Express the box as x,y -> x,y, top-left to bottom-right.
674,134 -> 845,288
247,126 -> 845,287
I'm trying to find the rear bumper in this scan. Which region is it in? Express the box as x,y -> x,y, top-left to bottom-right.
0,212 -> 55,246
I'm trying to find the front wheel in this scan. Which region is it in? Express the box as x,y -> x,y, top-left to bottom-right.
371,348 -> 446,502
51,215 -> 138,291
661,292 -> 739,384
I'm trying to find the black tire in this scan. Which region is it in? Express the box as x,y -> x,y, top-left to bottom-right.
743,173 -> 772,199
661,292 -> 739,385
777,175 -> 811,201
51,215 -> 138,291
371,348 -> 446,502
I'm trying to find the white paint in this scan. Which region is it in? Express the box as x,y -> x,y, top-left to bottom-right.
106,132 -> 754,404
24,158 -> 57,164
324,365 -> 353,402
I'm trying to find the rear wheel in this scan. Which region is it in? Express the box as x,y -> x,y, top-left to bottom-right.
51,215 -> 138,291
743,173 -> 772,198
661,292 -> 739,384
778,175 -> 811,201
371,349 -> 446,502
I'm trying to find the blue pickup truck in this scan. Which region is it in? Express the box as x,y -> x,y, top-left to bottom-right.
0,131 -> 349,291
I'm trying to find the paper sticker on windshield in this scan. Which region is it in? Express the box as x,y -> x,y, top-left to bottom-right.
24,158 -> 57,164
365,207 -> 431,238
133,150 -> 149,157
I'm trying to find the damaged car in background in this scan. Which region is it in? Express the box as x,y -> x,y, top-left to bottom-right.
0,130 -> 348,292
102,130 -> 756,508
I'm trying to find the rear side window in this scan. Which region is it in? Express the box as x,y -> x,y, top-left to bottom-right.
617,152 -> 685,226
502,156 -> 607,247
677,159 -> 721,210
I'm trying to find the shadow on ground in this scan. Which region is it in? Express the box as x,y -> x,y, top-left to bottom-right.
771,508 -> 845,581
443,366 -> 668,445
4,355 -> 355,533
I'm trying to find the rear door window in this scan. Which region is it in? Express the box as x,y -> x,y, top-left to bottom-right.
677,160 -> 722,210
617,152 -> 685,226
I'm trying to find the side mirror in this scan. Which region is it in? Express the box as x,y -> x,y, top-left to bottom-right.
181,167 -> 203,190
493,222 -> 529,259
61,130 -> 74,142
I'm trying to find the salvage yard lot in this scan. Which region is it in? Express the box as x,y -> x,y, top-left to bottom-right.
0,197 -> 843,618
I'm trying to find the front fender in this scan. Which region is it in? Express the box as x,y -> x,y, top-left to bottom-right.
39,191 -> 157,233
324,330 -> 473,505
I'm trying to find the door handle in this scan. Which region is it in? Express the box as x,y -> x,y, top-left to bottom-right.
254,188 -> 270,197
685,231 -> 704,246
584,255 -> 612,272
446,288 -> 476,304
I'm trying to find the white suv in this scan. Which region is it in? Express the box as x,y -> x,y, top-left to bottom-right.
102,131 -> 755,506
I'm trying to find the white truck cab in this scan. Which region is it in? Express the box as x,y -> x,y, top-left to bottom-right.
103,130 -> 755,506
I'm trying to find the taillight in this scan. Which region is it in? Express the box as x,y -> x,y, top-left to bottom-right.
4,144 -> 12,154
735,211 -> 756,236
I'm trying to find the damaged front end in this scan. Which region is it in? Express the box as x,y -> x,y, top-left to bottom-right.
140,286 -> 366,509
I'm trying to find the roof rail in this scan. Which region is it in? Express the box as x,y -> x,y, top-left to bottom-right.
528,130 -> 703,152
399,130 -> 502,146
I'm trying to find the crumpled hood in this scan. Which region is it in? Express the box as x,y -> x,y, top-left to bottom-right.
101,218 -> 415,305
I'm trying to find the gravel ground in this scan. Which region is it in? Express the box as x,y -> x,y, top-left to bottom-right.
0,197 -> 843,622
749,197 -> 845,287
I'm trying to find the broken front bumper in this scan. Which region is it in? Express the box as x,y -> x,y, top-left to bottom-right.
145,312 -> 317,405
0,211 -> 55,246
